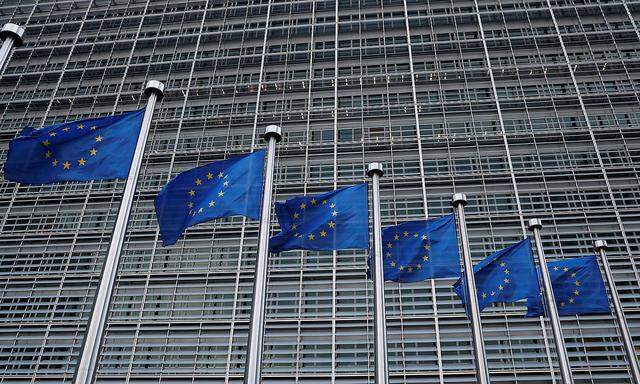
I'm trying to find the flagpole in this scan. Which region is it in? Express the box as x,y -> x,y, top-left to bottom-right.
74,80 -> 164,384
528,218 -> 574,384
594,240 -> 640,382
367,162 -> 389,384
0,23 -> 25,73
451,193 -> 490,384
244,124 -> 282,384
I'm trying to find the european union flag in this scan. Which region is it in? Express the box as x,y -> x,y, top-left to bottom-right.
269,183 -> 369,252
155,150 -> 265,246
4,109 -> 145,184
526,255 -> 610,317
454,239 -> 539,313
378,214 -> 460,283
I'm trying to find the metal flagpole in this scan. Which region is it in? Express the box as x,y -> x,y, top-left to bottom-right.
528,218 -> 574,384
74,80 -> 164,384
0,23 -> 25,73
594,240 -> 640,382
367,162 -> 389,384
451,193 -> 490,384
244,125 -> 282,384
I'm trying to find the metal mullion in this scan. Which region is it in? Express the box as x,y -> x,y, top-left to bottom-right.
331,1 -> 339,382
545,0 -> 640,287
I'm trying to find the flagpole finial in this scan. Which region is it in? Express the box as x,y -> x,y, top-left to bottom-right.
451,193 -> 467,207
366,162 -> 383,177
594,240 -> 608,251
264,124 -> 282,142
144,80 -> 165,99
528,218 -> 542,230
1,23 -> 25,46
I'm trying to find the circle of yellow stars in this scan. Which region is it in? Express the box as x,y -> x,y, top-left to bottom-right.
291,197 -> 336,241
385,229 -> 431,273
186,170 -> 229,217
553,265 -> 581,308
42,123 -> 101,170
481,260 -> 511,300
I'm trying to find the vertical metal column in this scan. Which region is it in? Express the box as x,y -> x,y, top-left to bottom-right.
0,23 -> 25,73
244,125 -> 282,384
74,80 -> 164,384
528,219 -> 574,384
451,193 -> 490,384
367,162 -> 389,384
594,240 -> 640,382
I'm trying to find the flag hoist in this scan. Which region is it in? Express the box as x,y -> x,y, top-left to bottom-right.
451,193 -> 490,384
74,80 -> 165,384
528,219 -> 574,384
367,162 -> 389,384
244,124 -> 282,384
0,23 -> 24,73
594,240 -> 640,382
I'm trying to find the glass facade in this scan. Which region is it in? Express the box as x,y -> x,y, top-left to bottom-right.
1,0 -> 640,383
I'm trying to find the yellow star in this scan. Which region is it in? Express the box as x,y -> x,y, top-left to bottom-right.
390,261 -> 396,267
331,210 -> 337,216
482,292 -> 487,299
311,198 -> 317,205
424,244 -> 431,251
62,161 -> 71,169
223,180 -> 229,187
500,262 -> 506,267
569,298 -> 574,304
403,231 -> 409,237
422,255 -> 428,261
188,202 -> 194,208
52,159 -> 58,166
563,267 -> 569,272
300,203 -> 306,209
320,230 -> 327,237
322,200 -> 327,205
49,132 -> 57,137
399,265 -> 404,271
394,234 -> 399,240
90,125 -> 98,130
207,172 -> 213,179
575,280 -> 580,286
45,151 -> 52,158
77,124 -> 84,129
188,189 -> 196,196
553,266 -> 559,271
560,302 -> 566,307
504,278 -> 510,284
293,212 -> 299,219
387,242 -> 393,249
413,233 -> 418,238
308,234 -> 315,240
504,269 -> 510,275
416,264 -> 422,269
491,291 -> 495,296
95,135 -> 103,142
498,285 -> 504,290
42,140 -> 50,146
292,224 -> 297,230
328,221 -> 335,229
217,190 -> 224,197
195,179 -> 202,185
407,266 -> 413,272
330,203 -> 335,208
198,208 -> 203,213
218,172 -> 224,178
574,290 -> 579,296
89,148 -> 97,156
385,252 -> 391,257
77,158 -> 86,166
62,127 -> 70,132
209,200 -> 216,207
421,235 -> 427,240
571,273 -> 576,278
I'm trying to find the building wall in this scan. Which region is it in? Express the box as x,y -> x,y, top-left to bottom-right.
1,0 -> 640,383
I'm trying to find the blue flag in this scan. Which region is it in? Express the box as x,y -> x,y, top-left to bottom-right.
4,109 -> 145,184
155,150 -> 265,246
375,214 -> 460,283
526,255 -> 610,317
454,239 -> 539,313
269,183 -> 369,252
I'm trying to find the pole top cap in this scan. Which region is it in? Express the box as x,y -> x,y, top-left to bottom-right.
366,162 -> 383,177
594,240 -> 608,251
451,193 -> 467,207
1,23 -> 25,46
144,80 -> 165,99
528,218 -> 542,230
264,125 -> 282,142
